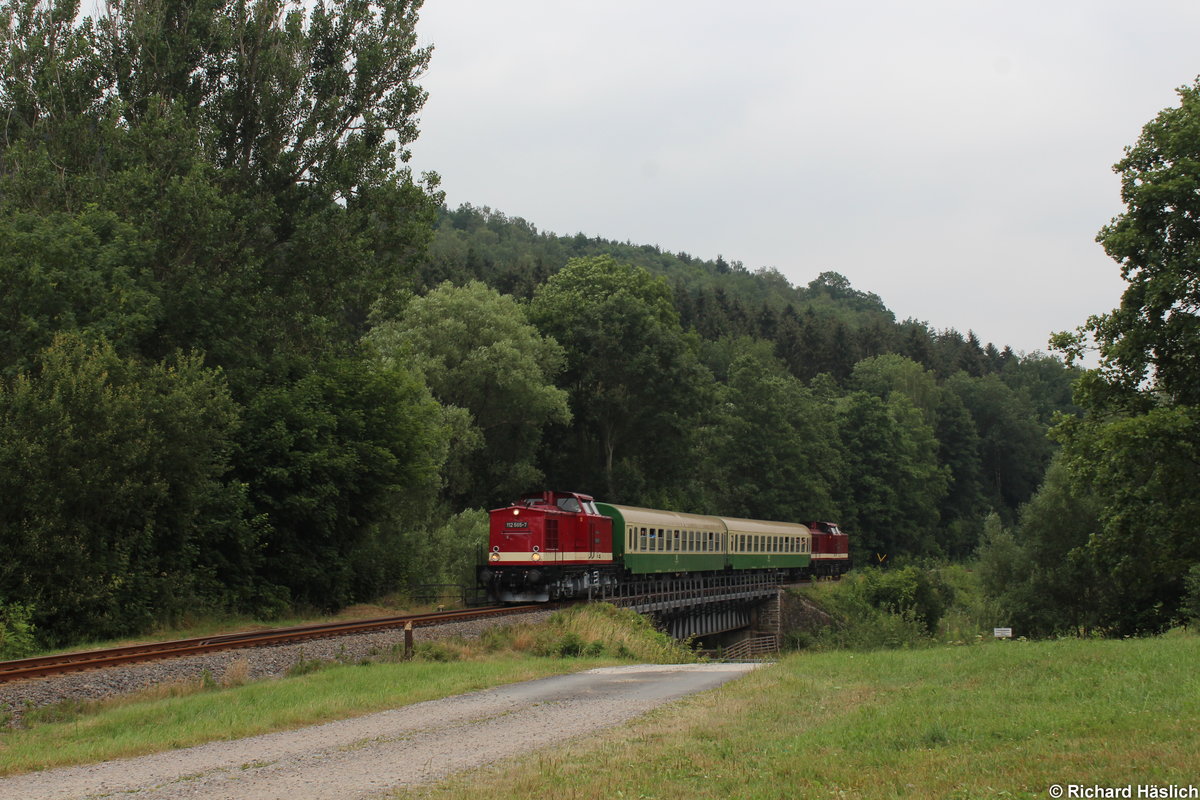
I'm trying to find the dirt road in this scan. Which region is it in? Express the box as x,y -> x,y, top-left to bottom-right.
0,662 -> 764,800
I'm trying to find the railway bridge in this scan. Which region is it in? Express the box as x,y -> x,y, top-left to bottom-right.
595,573 -> 790,650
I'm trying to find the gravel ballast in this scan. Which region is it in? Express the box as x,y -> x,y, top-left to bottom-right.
0,609 -> 556,727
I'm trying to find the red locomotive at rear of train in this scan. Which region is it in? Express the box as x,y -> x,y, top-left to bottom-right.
809,521 -> 849,570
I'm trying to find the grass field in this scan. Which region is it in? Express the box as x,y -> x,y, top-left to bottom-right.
401,632 -> 1200,800
4,603 -> 1197,798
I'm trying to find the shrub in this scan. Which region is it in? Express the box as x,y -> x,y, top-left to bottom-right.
1182,564 -> 1200,626
0,601 -> 37,659
858,566 -> 955,634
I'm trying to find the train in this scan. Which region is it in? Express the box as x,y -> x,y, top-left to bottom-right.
477,490 -> 850,603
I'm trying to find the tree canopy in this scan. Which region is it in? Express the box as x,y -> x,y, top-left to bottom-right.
996,78 -> 1200,635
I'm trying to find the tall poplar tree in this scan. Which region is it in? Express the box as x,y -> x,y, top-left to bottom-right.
1040,79 -> 1200,633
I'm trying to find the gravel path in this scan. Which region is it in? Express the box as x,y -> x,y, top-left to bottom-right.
0,662 -> 764,800
0,609 -> 556,727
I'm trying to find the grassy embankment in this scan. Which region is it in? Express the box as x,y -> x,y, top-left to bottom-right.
404,632 -> 1200,800
0,604 -> 693,776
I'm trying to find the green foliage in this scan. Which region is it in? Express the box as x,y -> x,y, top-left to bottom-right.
0,599 -> 36,659
977,454 -> 1106,637
0,208 -> 158,376
0,333 -> 256,643
399,508 -> 489,590
835,392 -> 948,559
237,354 -> 447,608
858,566 -> 955,634
530,255 -> 713,501
696,339 -> 842,519
1050,406 -> 1200,633
368,280 -> 570,508
1183,564 -> 1200,626
1080,79 -> 1200,408
0,0 -> 443,641
797,565 -> 993,650
1037,81 -> 1200,636
945,372 -> 1053,521
799,577 -> 933,651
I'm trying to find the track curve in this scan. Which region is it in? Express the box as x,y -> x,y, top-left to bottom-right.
0,605 -> 546,684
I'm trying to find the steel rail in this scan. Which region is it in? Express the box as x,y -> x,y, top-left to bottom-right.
0,605 -> 545,683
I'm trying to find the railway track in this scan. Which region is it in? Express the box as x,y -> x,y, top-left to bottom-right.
0,605 -> 544,684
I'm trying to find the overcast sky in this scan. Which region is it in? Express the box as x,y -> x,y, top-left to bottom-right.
407,1 -> 1200,356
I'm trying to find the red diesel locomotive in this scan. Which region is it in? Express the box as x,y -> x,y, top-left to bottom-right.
477,490 -> 850,603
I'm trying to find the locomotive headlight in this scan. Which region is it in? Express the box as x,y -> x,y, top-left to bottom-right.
513,508 -> 520,516
489,552 -> 500,562
531,552 -> 541,561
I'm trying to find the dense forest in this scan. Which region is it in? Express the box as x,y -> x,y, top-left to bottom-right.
0,0 -> 1196,653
